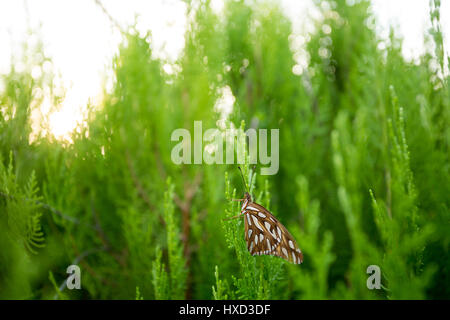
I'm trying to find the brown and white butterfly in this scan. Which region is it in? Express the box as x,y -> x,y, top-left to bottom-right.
225,168 -> 303,265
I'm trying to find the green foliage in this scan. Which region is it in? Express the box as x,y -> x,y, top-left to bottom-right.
135,286 -> 144,300
0,0 -> 448,300
48,271 -> 68,300
152,247 -> 169,300
212,265 -> 229,300
162,178 -> 187,299
0,153 -> 45,254
288,176 -> 335,299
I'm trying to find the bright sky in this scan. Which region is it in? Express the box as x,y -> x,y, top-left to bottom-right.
0,0 -> 449,140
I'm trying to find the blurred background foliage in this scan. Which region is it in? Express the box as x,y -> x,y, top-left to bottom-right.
0,0 -> 449,299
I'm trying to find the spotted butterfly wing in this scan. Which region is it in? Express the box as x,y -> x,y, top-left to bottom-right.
241,192 -> 303,264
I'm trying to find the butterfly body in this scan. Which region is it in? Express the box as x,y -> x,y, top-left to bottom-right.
240,192 -> 303,264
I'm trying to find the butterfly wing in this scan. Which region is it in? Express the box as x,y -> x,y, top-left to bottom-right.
244,208 -> 279,256
243,202 -> 303,264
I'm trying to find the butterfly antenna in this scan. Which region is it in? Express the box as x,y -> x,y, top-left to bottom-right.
249,165 -> 256,193
237,166 -> 249,193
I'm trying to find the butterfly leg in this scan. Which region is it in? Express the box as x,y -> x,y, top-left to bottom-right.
222,213 -> 245,221
229,198 -> 244,202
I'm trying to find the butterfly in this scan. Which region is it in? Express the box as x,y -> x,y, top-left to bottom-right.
225,167 -> 303,264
